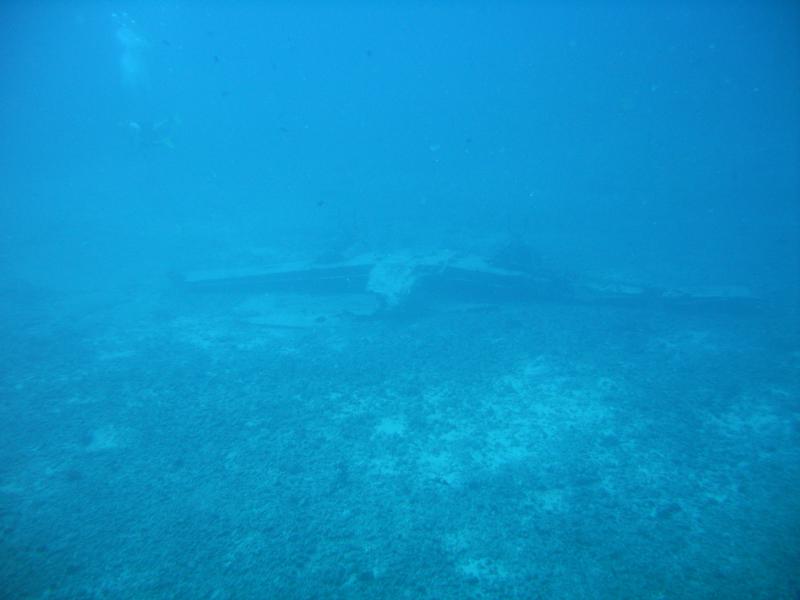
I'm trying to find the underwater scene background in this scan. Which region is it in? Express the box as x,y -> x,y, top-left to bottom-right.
1,2 -> 798,598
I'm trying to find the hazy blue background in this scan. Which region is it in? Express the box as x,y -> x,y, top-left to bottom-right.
1,1 -> 798,292
2,3 -> 800,599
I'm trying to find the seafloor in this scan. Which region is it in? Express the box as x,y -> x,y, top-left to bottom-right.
1,286 -> 798,599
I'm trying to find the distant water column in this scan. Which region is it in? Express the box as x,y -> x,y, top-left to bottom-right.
113,12 -> 150,107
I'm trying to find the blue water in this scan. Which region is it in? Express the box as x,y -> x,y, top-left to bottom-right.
1,2 -> 799,598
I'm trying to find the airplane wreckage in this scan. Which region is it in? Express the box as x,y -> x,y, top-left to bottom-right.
173,251 -> 761,328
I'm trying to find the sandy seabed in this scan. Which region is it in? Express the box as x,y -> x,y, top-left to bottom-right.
1,288 -> 798,599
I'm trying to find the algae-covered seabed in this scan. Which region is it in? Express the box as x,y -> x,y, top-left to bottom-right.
1,290 -> 798,599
